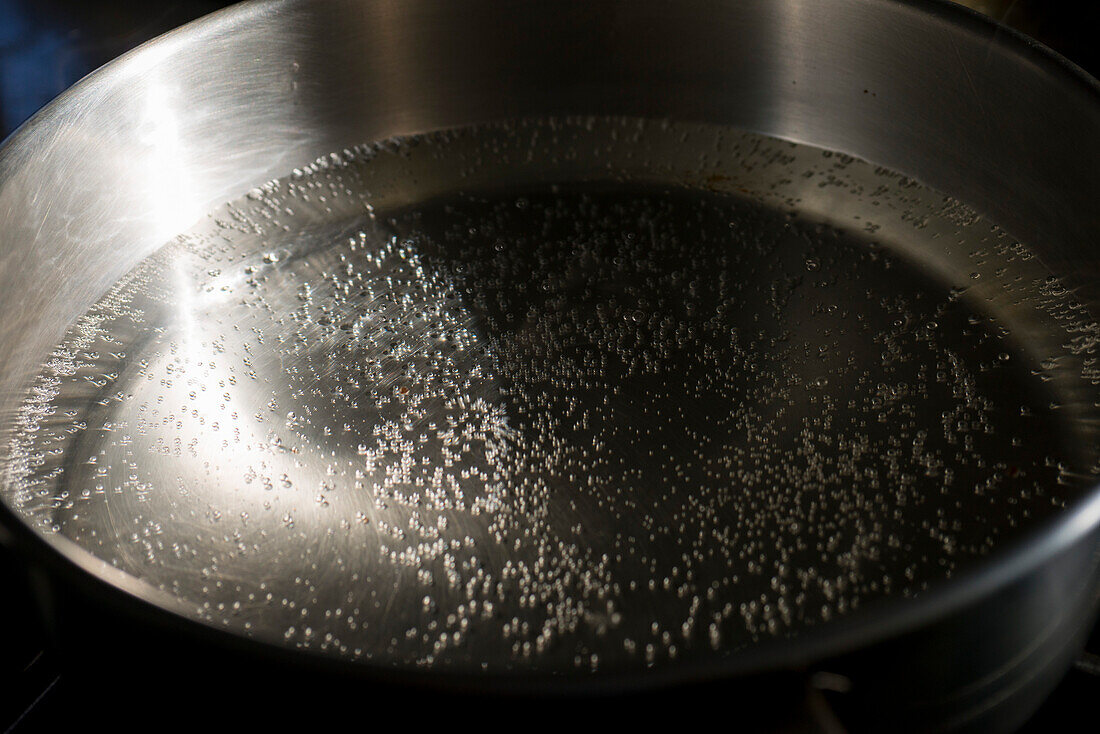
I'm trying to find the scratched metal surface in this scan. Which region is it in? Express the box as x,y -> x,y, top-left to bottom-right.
0,5 -> 1097,727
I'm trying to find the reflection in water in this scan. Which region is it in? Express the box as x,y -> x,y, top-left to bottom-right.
4,118 -> 1099,674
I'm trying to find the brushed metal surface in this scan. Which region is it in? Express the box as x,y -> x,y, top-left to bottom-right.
1,0 -> 1097,405
0,0 -> 1098,725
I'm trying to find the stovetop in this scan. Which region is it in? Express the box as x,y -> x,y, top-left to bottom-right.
0,1 -> 1097,731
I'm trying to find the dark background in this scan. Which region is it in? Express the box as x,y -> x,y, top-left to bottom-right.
0,1 -> 1097,731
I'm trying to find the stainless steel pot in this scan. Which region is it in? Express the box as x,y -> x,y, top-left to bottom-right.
0,1 -> 1098,730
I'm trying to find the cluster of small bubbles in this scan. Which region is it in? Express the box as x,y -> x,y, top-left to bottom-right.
3,117 -> 1097,675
